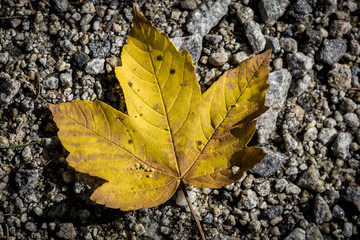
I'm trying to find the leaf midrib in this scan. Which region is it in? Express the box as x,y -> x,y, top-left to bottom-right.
138,21 -> 181,177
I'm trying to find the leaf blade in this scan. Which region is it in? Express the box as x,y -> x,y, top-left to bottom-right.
50,100 -> 179,210
182,50 -> 271,187
115,8 -> 201,176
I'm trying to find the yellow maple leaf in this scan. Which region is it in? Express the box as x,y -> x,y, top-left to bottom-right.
49,8 -> 270,211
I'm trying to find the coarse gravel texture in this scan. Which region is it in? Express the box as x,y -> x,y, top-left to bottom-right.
0,0 -> 360,239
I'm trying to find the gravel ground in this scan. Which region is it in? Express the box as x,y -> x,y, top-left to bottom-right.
0,0 -> 360,239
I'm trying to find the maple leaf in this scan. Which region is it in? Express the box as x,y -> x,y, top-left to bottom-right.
49,8 -> 271,211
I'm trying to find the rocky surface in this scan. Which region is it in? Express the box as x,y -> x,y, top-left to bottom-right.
0,0 -> 359,239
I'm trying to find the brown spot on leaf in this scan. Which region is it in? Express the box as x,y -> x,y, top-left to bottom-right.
227,82 -> 234,90
128,81 -> 133,87
156,55 -> 162,61
128,139 -> 133,144
170,69 -> 175,74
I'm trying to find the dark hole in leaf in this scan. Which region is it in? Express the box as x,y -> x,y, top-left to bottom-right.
128,81 -> 133,87
197,140 -> 202,146
157,55 -> 162,61
164,128 -> 169,131
170,69 -> 175,74
128,139 -> 133,144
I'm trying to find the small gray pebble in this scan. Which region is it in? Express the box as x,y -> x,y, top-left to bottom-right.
54,0 -> 68,12
84,58 -> 105,75
245,21 -> 266,53
318,37 -> 347,65
318,127 -> 337,145
208,52 -> 228,66
284,228 -> 306,240
25,222 -> 36,232
314,195 -> 332,224
238,189 -> 258,209
285,183 -> 301,195
186,0 -> 231,37
328,63 -> 352,91
331,132 -> 353,159
343,113 -> 360,128
44,77 -> 59,90
259,0 -> 290,26
324,118 -> 337,128
343,222 -> 353,237
81,1 -> 95,14
332,205 -> 345,219
80,14 -> 93,26
237,6 -> 254,24
340,98 -> 357,113
74,51 -> 90,67
255,181 -> 271,196
20,97 -> 34,111
21,146 -> 32,161
265,36 -> 281,53
287,0 -> 313,21
0,136 -> 9,148
264,205 -> 284,220
280,37 -> 298,52
33,207 -> 44,217
203,213 -> 214,224
180,0 -> 197,10
329,20 -> 351,37
0,52 -> 9,64
297,165 -> 325,193
0,79 -> 21,105
275,178 -> 288,192
306,223 -> 323,239
134,223 -> 146,236
56,223 -> 77,239
251,149 -> 285,177
287,52 -> 314,77
59,73 -> 73,88
89,41 -> 111,58
344,185 -> 360,211
304,127 -> 318,141
15,169 -> 40,194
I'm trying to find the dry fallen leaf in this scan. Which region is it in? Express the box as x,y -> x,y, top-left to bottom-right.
49,8 -> 271,211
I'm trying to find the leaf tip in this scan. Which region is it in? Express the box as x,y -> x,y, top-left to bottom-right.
262,48 -> 272,62
48,103 -> 58,115
133,5 -> 145,23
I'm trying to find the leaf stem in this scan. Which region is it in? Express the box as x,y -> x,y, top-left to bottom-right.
180,181 -> 206,240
